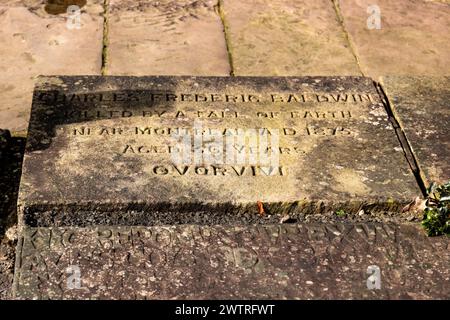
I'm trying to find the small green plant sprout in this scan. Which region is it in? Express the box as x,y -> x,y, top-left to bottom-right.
421,181 -> 450,237
335,209 -> 346,217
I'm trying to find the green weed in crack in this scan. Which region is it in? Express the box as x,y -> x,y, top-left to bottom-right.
422,182 -> 450,236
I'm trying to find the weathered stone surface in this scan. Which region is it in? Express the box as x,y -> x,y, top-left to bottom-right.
0,135 -> 25,299
0,129 -> 11,153
0,0 -> 104,132
107,0 -> 230,76
19,76 -> 421,227
13,223 -> 450,299
337,0 -> 450,78
381,76 -> 450,188
0,134 -> 25,231
0,237 -> 16,300
220,0 -> 360,76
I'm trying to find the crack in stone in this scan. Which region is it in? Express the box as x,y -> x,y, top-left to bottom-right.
215,0 -> 235,76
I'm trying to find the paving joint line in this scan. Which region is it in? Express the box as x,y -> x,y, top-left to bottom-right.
331,0 -> 365,76
215,0 -> 235,76
101,0 -> 110,76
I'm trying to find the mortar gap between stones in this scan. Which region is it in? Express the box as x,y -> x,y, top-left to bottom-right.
331,0 -> 365,77
216,0 -> 235,76
101,0 -> 110,75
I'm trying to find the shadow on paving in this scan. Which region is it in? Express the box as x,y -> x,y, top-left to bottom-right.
0,130 -> 26,299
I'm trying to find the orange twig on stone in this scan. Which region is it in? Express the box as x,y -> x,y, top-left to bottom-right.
257,201 -> 265,216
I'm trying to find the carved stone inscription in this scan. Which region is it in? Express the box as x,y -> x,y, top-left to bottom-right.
19,76 -> 421,226
14,223 -> 450,299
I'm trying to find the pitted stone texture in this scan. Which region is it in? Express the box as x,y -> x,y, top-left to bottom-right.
0,136 -> 25,299
19,76 -> 421,227
0,136 -> 24,227
381,76 -> 450,187
0,0 -> 104,132
0,129 -> 10,152
337,0 -> 450,78
107,0 -> 230,76
220,0 -> 360,76
425,0 -> 450,4
0,237 -> 15,300
13,223 -> 450,299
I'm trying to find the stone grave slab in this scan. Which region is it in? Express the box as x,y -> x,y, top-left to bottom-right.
13,223 -> 450,299
19,76 -> 421,227
381,76 -> 450,188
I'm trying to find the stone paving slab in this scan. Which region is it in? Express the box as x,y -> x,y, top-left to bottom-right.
337,0 -> 450,78
13,223 -> 450,299
0,0 -> 104,133
107,0 -> 230,76
381,76 -> 450,188
220,0 -> 361,76
19,76 -> 421,227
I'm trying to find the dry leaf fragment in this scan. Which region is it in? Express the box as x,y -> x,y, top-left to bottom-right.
402,196 -> 426,213
257,201 -> 265,216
